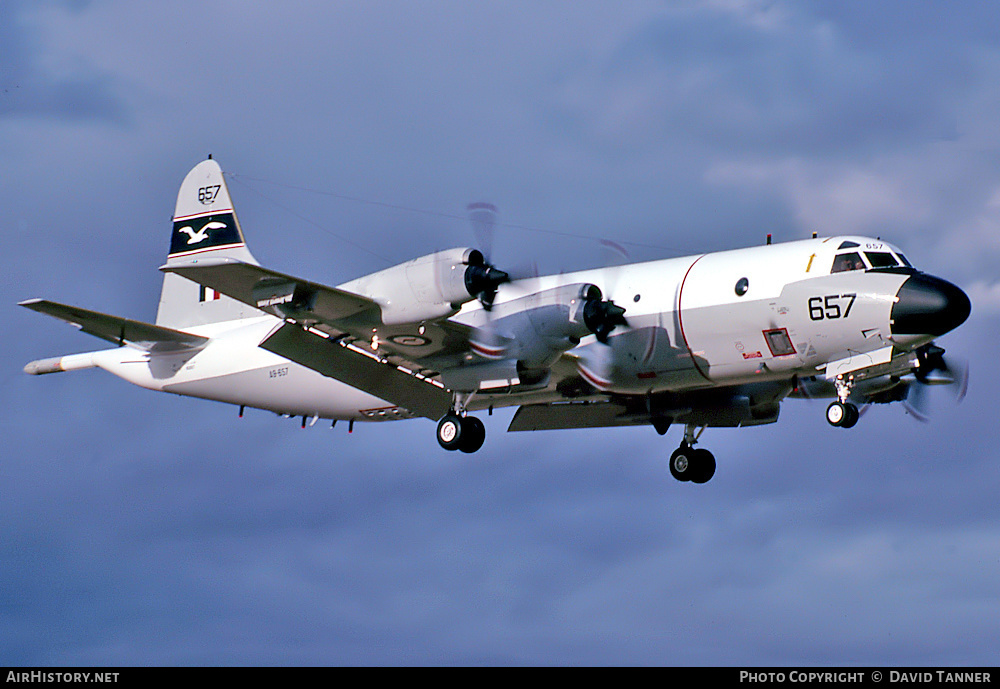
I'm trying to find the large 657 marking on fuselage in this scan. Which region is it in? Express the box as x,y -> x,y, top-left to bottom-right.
808,294 -> 856,321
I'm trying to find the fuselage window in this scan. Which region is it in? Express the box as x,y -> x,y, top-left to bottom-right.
763,328 -> 796,356
831,252 -> 865,273
864,251 -> 898,269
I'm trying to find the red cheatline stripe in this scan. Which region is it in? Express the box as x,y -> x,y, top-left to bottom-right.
677,255 -> 712,382
174,209 -> 234,222
577,364 -> 611,391
470,341 -> 505,358
168,242 -> 245,258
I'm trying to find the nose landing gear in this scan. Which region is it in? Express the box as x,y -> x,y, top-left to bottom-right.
826,375 -> 859,428
826,400 -> 859,428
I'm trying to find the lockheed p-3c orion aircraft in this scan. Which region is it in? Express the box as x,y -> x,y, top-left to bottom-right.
21,159 -> 971,484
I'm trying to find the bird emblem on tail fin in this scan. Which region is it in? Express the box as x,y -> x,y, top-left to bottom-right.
177,221 -> 227,245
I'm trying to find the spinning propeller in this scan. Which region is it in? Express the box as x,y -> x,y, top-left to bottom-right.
464,203 -> 513,311
581,284 -> 628,344
467,202 -> 629,342
463,249 -> 509,311
903,343 -> 969,422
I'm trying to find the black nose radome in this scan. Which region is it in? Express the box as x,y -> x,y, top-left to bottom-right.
891,273 -> 971,336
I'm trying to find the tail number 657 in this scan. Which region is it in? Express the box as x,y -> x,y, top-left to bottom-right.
808,293 -> 856,321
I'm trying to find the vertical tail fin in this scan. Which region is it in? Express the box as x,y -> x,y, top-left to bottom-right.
156,158 -> 261,328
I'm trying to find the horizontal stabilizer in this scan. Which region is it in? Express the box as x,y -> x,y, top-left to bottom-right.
161,258 -> 379,325
19,299 -> 208,351
260,323 -> 451,421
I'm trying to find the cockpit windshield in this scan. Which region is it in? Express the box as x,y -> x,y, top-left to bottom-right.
864,251 -> 899,269
831,252 -> 865,273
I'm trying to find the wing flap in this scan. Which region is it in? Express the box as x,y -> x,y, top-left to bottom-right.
259,323 -> 452,421
507,401 -> 637,431
19,299 -> 208,351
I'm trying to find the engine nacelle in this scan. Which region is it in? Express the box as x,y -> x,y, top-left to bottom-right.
341,248 -> 495,325
471,283 -> 626,369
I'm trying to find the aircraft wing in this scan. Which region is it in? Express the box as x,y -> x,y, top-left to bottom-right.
19,299 -> 208,351
163,257 -> 483,373
163,257 -> 605,417
163,258 -> 517,406
508,400 -> 638,431
259,323 -> 452,421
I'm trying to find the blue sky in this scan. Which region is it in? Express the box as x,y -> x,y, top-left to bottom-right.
2,1 -> 998,665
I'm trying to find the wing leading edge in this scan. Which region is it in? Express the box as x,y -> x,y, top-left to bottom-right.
19,299 -> 208,351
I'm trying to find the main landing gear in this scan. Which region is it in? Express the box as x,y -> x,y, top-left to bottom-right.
436,413 -> 486,453
668,425 -> 716,484
826,374 -> 859,429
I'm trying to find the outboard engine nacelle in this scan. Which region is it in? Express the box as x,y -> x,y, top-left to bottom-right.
341,248 -> 508,325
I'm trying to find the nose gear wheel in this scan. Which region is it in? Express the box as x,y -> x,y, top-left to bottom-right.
826,401 -> 859,428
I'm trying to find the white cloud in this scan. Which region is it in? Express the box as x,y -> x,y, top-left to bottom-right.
705,157 -> 931,237
965,280 -> 1000,314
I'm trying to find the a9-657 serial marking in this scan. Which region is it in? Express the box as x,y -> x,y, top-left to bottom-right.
808,293 -> 856,321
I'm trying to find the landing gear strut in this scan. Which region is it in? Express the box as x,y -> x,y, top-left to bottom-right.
826,374 -> 859,428
668,425 -> 716,484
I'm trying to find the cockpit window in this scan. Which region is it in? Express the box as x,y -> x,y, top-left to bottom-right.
831,252 -> 865,273
837,240 -> 860,250
897,253 -> 912,267
865,251 -> 898,269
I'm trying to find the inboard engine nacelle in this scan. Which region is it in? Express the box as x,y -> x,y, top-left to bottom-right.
470,283 -> 627,369
342,248 -> 506,325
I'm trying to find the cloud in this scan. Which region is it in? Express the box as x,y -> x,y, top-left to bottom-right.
2,0 -> 999,666
965,280 -> 1000,314
705,157 -> 932,237
0,1 -> 128,124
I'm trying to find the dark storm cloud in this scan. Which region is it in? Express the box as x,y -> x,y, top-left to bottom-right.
548,2 -> 969,161
2,0 -> 998,666
0,1 -> 127,124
